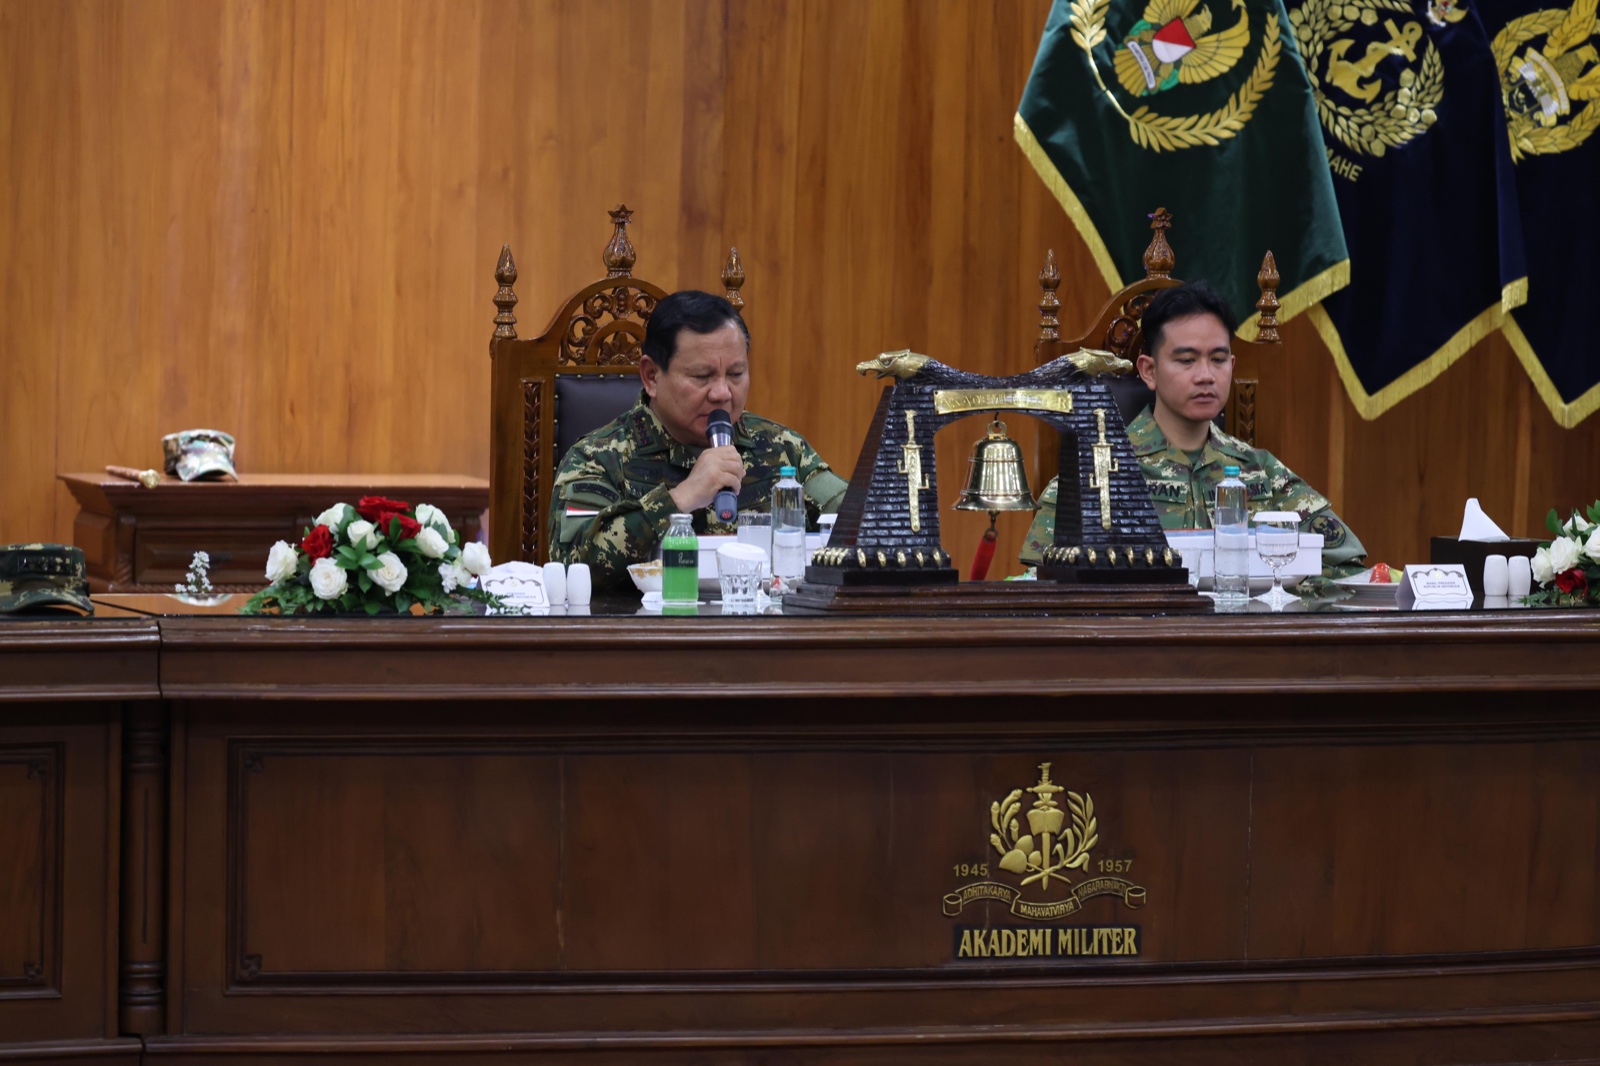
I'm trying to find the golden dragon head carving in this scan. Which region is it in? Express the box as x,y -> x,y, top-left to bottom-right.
855,349 -> 931,380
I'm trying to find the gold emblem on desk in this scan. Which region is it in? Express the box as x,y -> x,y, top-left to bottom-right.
943,762 -> 1146,959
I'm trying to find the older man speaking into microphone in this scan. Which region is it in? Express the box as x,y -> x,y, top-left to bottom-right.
548,289 -> 849,591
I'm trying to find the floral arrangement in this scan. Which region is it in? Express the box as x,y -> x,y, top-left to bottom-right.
176,551 -> 214,597
242,496 -> 496,616
1526,501 -> 1600,607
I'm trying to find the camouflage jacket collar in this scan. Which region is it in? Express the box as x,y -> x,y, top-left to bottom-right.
1126,407 -> 1253,471
623,390 -> 758,467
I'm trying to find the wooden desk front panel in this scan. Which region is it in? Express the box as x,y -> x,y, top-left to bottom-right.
0,703 -> 137,1062
168,693 -> 1600,1059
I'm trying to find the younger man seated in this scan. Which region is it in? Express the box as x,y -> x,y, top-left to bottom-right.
549,289 -> 848,589
1020,281 -> 1367,578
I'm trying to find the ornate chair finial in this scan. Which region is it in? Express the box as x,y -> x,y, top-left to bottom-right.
603,205 -> 637,277
493,244 -> 519,340
1255,251 -> 1281,343
1143,208 -> 1175,280
722,247 -> 746,310
1037,249 -> 1062,348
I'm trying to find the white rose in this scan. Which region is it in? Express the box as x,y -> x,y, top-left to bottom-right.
265,541 -> 298,583
309,557 -> 348,600
461,541 -> 491,576
415,503 -> 448,530
368,551 -> 408,594
1586,527 -> 1600,563
315,504 -> 348,531
438,559 -> 470,593
414,526 -> 448,558
1549,536 -> 1582,574
346,519 -> 379,550
1532,546 -> 1554,585
1563,513 -> 1594,535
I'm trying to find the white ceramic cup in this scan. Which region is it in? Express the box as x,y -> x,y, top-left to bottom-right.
566,562 -> 591,606
542,561 -> 566,605
1482,554 -> 1510,597
1507,555 -> 1532,598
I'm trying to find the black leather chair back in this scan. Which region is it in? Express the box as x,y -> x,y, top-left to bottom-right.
554,375 -> 645,468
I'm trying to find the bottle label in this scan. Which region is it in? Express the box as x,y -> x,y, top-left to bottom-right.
663,549 -> 697,570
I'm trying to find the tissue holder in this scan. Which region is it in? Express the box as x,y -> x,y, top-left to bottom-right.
1429,536 -> 1542,604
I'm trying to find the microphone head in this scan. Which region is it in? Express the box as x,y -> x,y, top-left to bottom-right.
706,409 -> 734,446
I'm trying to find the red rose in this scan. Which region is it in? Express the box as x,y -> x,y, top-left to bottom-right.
1555,568 -> 1588,594
392,514 -> 422,543
357,495 -> 410,523
299,524 -> 334,560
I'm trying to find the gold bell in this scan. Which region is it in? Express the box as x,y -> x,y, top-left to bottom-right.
954,418 -> 1038,515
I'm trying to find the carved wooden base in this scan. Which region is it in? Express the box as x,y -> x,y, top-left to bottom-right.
782,578 -> 1208,614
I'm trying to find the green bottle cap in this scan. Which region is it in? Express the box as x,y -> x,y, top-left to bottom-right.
1223,465 -> 1241,477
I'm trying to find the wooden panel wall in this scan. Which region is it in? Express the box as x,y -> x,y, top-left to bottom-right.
4,0 -> 1598,575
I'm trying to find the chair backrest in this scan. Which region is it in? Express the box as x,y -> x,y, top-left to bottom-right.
488,205 -> 747,565
1033,206 -> 1280,445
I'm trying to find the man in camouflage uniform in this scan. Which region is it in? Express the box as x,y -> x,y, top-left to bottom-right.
1020,282 -> 1366,579
550,290 -> 848,590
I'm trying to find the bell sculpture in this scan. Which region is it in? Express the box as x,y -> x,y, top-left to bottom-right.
954,418 -> 1038,579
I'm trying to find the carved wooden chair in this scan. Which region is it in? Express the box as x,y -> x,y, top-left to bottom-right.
1033,206 -> 1281,445
488,205 -> 747,565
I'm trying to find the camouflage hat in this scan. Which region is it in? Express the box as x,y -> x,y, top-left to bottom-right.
0,544 -> 94,615
161,428 -> 237,481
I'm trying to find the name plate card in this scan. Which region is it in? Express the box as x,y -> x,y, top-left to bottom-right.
1397,564 -> 1473,611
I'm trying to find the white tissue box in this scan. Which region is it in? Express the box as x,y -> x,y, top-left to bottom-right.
1163,529 -> 1324,589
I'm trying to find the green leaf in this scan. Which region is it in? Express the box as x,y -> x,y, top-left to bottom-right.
358,572 -> 372,592
1547,508 -> 1563,536
364,601 -> 381,616
359,554 -> 380,569
335,545 -> 358,562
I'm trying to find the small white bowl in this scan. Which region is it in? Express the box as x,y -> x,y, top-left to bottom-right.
627,561 -> 663,595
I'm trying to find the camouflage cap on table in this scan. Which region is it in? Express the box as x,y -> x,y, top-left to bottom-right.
0,544 -> 94,615
161,428 -> 237,481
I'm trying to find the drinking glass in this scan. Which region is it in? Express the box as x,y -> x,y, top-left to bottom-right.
717,543 -> 767,614
1252,512 -> 1300,611
736,512 -> 773,563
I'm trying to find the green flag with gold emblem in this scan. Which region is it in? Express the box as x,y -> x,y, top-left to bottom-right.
1017,0 -> 1350,331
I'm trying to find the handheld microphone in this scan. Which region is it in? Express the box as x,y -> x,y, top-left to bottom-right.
706,409 -> 739,523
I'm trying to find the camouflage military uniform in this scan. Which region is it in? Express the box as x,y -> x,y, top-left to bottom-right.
1020,408 -> 1367,578
549,391 -> 850,589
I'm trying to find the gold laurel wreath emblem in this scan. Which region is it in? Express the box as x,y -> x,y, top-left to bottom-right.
990,786 -> 1099,887
1491,8 -> 1600,161
1293,0 -> 1444,158
1072,0 -> 1283,151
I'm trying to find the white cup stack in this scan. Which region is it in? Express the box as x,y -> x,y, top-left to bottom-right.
566,562 -> 592,606
1482,554 -> 1510,598
542,561 -> 566,606
1507,555 -> 1532,598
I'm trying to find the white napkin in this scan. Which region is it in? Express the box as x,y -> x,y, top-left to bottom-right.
1458,498 -> 1509,542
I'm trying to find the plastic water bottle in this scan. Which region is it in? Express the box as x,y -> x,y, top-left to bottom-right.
662,513 -> 699,606
1213,465 -> 1250,606
770,465 -> 806,595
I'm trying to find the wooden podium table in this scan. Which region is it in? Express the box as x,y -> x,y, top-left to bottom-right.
58,474 -> 489,592
5,604 -> 1600,1064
